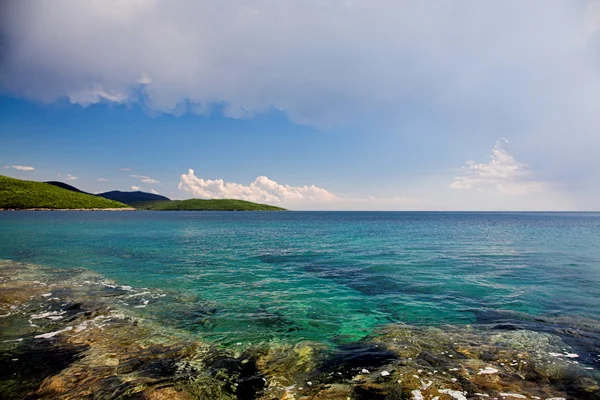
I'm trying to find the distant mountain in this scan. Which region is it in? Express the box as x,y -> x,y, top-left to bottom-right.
45,181 -> 170,206
1,175 -> 130,210
137,198 -> 286,211
45,181 -> 91,195
97,190 -> 170,206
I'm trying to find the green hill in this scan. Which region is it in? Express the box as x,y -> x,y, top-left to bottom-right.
45,181 -> 170,206
98,190 -> 170,206
136,198 -> 286,211
45,181 -> 91,195
0,175 -> 131,210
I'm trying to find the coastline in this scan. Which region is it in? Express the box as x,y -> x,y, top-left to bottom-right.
1,259 -> 598,399
0,208 -> 289,212
0,208 -> 136,211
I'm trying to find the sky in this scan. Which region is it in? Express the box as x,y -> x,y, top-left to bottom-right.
1,0 -> 599,210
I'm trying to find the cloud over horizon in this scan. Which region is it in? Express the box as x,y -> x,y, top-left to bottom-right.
131,175 -> 160,184
179,169 -> 337,204
4,165 -> 35,171
450,140 -> 545,195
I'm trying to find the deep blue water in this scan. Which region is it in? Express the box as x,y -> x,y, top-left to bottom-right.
1,211 -> 599,345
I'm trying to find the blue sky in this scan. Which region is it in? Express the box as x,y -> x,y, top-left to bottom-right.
1,1 -> 599,210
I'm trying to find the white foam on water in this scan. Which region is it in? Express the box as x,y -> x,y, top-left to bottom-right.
477,366 -> 498,375
411,389 -> 424,400
2,338 -> 23,343
41,293 -> 52,297
34,326 -> 73,339
564,353 -> 578,358
420,379 -> 432,389
500,393 -> 527,399
439,389 -> 468,400
29,310 -> 66,324
128,291 -> 151,298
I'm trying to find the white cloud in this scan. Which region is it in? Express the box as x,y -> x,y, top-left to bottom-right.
2,1 -> 600,205
97,177 -> 108,181
179,169 -> 337,204
150,189 -> 160,195
131,185 -> 142,191
1,1 -> 599,132
450,140 -> 544,195
5,165 -> 35,171
66,174 -> 77,181
130,174 -> 160,184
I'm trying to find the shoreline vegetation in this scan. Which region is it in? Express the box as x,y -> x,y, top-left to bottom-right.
135,199 -> 286,211
0,175 -> 130,210
0,208 -> 136,211
1,259 -> 598,399
0,175 -> 286,211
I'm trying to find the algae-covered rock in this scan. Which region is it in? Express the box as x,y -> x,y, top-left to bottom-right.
1,260 -> 599,400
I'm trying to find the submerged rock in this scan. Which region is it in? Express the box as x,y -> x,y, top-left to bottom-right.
1,260 -> 599,399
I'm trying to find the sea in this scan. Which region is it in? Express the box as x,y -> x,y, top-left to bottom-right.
1,211 -> 599,398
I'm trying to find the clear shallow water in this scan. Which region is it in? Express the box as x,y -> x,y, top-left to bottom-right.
1,211 -> 600,346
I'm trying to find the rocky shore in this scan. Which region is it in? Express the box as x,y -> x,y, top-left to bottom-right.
1,260 -> 598,399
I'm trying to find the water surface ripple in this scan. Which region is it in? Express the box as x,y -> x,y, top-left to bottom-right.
1,211 -> 599,346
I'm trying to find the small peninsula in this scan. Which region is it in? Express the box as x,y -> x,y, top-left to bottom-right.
136,198 -> 286,211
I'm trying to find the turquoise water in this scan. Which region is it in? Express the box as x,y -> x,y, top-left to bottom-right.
1,211 -> 600,346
